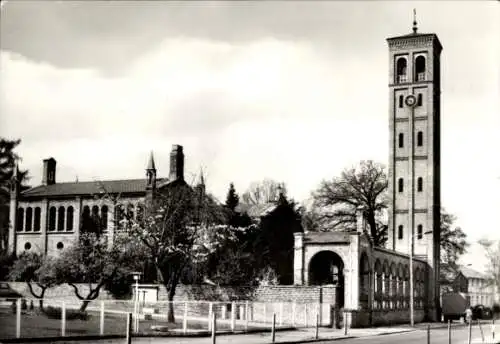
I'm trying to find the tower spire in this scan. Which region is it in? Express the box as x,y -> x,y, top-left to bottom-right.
199,167 -> 205,186
412,8 -> 418,34
146,150 -> 157,191
146,151 -> 156,171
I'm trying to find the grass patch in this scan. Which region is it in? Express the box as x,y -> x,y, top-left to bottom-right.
0,306 -> 272,340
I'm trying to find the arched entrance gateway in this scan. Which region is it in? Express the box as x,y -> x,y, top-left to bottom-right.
308,250 -> 345,308
293,207 -> 433,328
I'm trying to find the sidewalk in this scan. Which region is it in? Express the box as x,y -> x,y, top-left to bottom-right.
4,326 -> 418,344
134,326 -> 418,344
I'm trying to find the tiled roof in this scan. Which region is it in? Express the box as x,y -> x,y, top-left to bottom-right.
21,178 -> 167,198
235,203 -> 278,218
460,266 -> 489,280
303,231 -> 351,244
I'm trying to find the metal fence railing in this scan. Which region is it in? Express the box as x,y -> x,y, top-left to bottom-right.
0,297 -> 331,341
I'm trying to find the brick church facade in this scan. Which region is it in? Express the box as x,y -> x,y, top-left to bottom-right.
8,144 -> 193,257
293,22 -> 444,326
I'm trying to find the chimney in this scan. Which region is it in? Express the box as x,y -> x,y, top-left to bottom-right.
42,158 -> 56,185
169,145 -> 184,181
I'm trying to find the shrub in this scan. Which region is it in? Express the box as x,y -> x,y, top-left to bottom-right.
492,303 -> 500,315
42,306 -> 89,320
0,253 -> 16,280
104,273 -> 133,300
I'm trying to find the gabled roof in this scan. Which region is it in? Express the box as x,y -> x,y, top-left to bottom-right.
460,266 -> 489,280
235,202 -> 278,218
21,178 -> 168,198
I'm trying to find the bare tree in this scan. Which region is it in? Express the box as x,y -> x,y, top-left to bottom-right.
312,160 -> 388,246
241,179 -> 287,205
478,238 -> 500,297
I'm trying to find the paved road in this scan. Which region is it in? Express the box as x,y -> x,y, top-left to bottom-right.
313,325 -> 496,344
9,324 -> 498,344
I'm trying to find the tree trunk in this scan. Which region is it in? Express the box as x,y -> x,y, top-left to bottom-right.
79,300 -> 90,312
167,286 -> 175,323
39,288 -> 46,311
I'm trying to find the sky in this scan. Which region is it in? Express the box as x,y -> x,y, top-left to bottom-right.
1,1 -> 499,268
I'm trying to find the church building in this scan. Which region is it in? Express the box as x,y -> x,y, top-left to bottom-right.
8,144 -> 195,257
293,19 -> 443,327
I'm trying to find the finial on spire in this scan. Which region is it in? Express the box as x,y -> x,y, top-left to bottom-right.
412,8 -> 418,34
199,167 -> 205,185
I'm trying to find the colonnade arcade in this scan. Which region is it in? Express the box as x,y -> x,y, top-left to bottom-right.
294,231 -> 429,316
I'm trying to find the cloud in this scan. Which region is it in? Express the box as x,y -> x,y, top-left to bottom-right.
1,1 -> 499,244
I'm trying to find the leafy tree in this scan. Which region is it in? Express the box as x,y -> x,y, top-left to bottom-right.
225,183 -> 239,211
0,253 -> 16,280
258,195 -> 303,284
312,160 -> 388,246
128,182 -> 230,322
54,232 -> 145,311
0,138 -> 30,254
8,252 -> 58,310
195,225 -> 258,286
440,209 -> 469,271
478,238 -> 500,297
239,179 -> 303,285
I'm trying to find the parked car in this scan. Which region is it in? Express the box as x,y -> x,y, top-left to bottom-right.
0,282 -> 22,301
472,305 -> 492,320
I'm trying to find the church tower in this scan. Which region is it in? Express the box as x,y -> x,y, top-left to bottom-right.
145,151 -> 156,206
386,16 -> 442,319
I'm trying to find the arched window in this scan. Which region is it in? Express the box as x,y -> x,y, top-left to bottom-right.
417,177 -> 423,192
49,207 -> 56,231
115,205 -> 125,230
398,133 -> 404,148
417,94 -> 423,106
57,206 -> 65,231
101,205 -> 108,231
82,206 -> 91,233
374,260 -> 383,309
417,224 -> 423,239
417,131 -> 423,147
17,208 -> 24,232
92,205 -> 100,234
127,204 -> 135,220
398,225 -> 404,240
396,58 -> 407,83
399,95 -> 404,108
34,207 -> 41,232
25,207 -> 33,232
66,206 -> 74,231
383,262 -> 390,308
415,56 -> 426,81
398,178 -> 404,193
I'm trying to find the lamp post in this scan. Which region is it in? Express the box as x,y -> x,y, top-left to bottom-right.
409,229 -> 433,327
131,272 -> 142,332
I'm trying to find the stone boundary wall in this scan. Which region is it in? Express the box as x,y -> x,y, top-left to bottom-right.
4,282 -> 336,305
